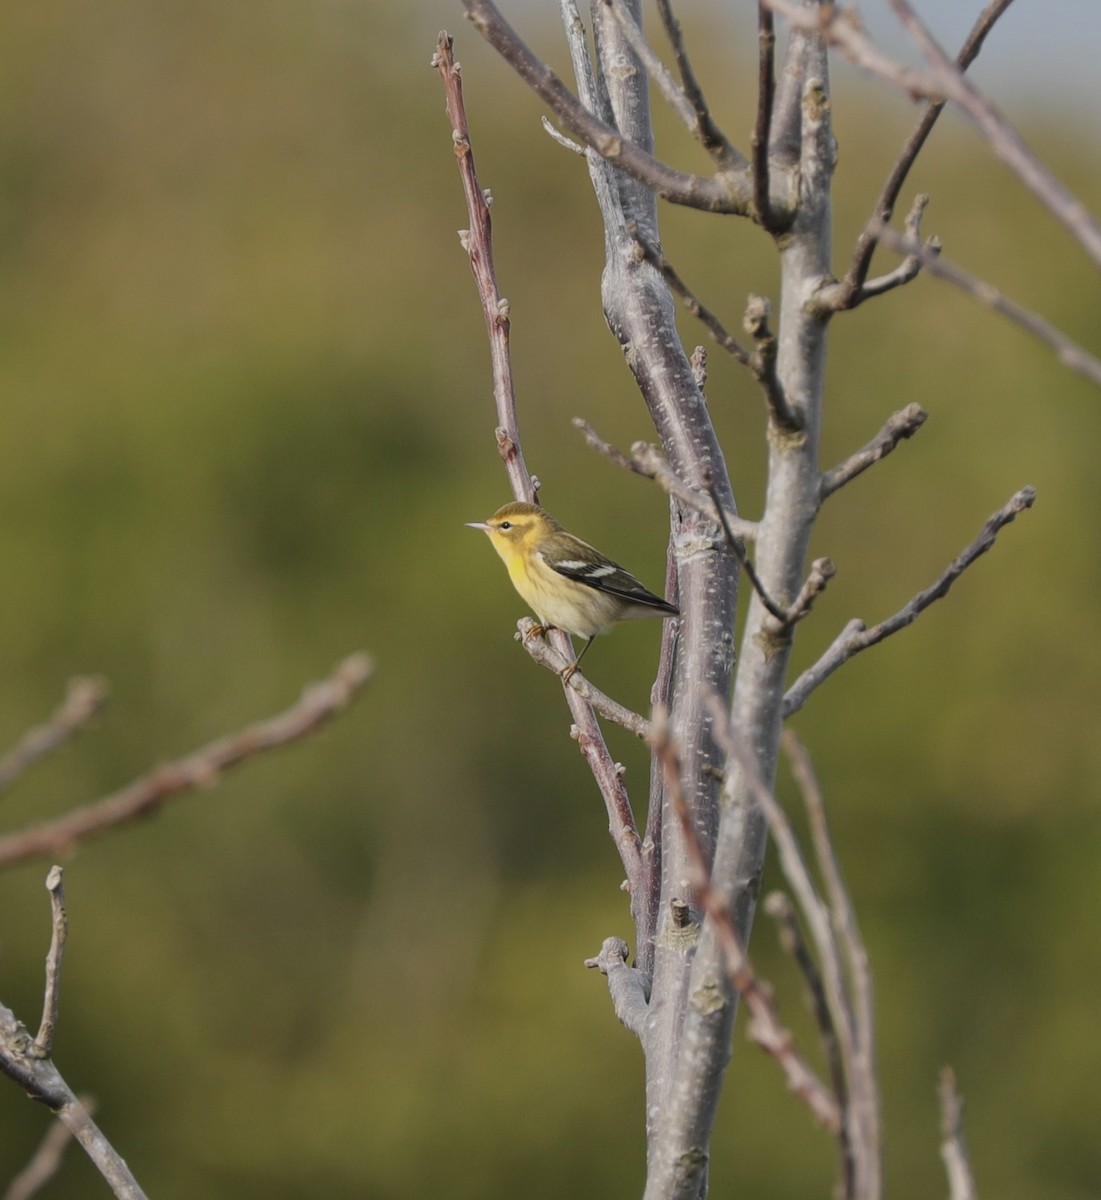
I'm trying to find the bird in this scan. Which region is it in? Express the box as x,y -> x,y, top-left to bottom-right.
466,500 -> 679,682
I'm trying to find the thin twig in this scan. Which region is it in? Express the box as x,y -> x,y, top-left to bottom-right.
752,1 -> 778,230
784,732 -> 872,1046
630,442 -> 758,541
744,294 -> 801,430
34,867 -> 67,1056
836,0 -> 1016,303
767,0 -> 1101,270
459,5 -> 753,214
573,419 -> 758,542
654,0 -> 743,172
0,654 -> 373,870
0,678 -> 109,795
873,227 -> 1101,389
434,33 -> 535,502
835,192 -> 940,307
783,487 -> 1036,716
765,558 -> 837,633
783,730 -> 878,1190
820,402 -> 928,499
764,892 -> 853,1195
626,222 -> 750,365
2,1096 -> 94,1200
1,886 -> 148,1199
710,705 -> 882,1193
516,619 -> 653,739
939,1067 -> 978,1200
650,710 -> 842,1133
704,475 -> 786,622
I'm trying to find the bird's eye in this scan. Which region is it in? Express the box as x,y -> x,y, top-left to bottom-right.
499,521 -> 512,530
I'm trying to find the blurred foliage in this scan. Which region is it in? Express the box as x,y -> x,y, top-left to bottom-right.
0,2 -> 1099,1198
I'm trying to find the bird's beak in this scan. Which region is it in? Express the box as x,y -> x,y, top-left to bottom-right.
465,521 -> 490,532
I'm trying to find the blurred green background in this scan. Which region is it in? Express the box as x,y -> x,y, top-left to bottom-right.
0,2 -> 1098,1197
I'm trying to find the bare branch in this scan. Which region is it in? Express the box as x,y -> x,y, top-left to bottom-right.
752,2 -> 779,230
872,227 -> 1101,389
764,891 -> 853,1194
572,420 -> 758,543
827,192 -> 940,309
34,867 -> 67,1056
541,114 -> 585,155
767,557 -> 837,634
516,619 -> 653,739
784,730 -> 878,1188
766,0 -> 1101,270
783,487 -> 1036,716
654,0 -> 744,173
711,708 -> 883,1195
572,416 -> 646,476
434,33 -> 535,501
2,886 -> 149,1199
602,1 -> 700,141
457,6 -> 753,213
704,475 -> 787,622
626,222 -> 750,365
0,654 -> 373,870
0,678 -> 108,795
2,1096 -> 94,1200
836,0 -> 1016,302
650,712 -> 842,1134
630,442 -> 757,542
820,402 -> 928,499
743,294 -> 801,431
939,1067 -> 978,1200
584,936 -> 649,1036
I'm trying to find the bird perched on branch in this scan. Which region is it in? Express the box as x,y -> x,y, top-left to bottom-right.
467,501 -> 679,682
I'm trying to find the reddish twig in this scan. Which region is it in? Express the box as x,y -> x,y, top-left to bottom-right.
0,655 -> 372,870
433,32 -> 535,503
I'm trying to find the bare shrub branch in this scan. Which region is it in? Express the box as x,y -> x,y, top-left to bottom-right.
939,1067 -> 978,1200
872,227 -> 1101,389
766,0 -> 1101,269
1,875 -> 149,1199
2,1096 -> 93,1200
0,654 -> 372,870
834,0 -> 1016,304
0,679 -> 108,796
820,403 -> 928,499
784,488 -> 1036,716
459,5 -> 752,213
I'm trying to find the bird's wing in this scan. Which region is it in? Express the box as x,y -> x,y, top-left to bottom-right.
547,553 -> 678,614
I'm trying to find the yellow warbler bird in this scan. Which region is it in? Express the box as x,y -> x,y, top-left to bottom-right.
467,501 -> 679,681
